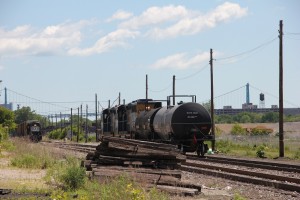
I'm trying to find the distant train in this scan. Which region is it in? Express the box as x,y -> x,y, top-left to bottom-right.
102,98 -> 213,156
16,120 -> 42,142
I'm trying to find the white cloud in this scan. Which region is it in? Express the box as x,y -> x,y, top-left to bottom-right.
120,5 -> 189,29
0,2 -> 248,57
68,29 -> 140,56
151,51 -> 210,70
0,64 -> 4,71
140,2 -> 247,39
106,10 -> 133,22
0,20 -> 94,57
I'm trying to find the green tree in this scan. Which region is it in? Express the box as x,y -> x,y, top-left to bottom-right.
202,100 -> 211,113
14,106 -> 36,124
215,114 -> 233,124
0,106 -> 16,129
240,115 -> 251,123
261,112 -> 279,123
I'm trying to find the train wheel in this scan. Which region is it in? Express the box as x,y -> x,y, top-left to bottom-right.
197,143 -> 205,157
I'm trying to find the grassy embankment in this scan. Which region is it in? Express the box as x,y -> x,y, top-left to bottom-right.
0,138 -> 169,200
214,123 -> 300,159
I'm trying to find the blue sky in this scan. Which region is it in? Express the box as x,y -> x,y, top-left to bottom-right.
0,0 -> 299,115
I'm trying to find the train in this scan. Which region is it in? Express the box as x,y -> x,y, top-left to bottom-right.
101,97 -> 213,156
16,120 -> 42,142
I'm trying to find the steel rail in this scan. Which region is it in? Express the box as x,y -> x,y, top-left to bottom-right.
187,155 -> 300,173
181,162 -> 300,192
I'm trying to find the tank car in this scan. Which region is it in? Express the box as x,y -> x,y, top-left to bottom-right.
101,98 -> 212,156
101,99 -> 161,138
135,102 -> 212,156
16,120 -> 42,142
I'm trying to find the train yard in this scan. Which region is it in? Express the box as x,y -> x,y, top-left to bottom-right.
39,139 -> 300,199
183,155 -> 300,192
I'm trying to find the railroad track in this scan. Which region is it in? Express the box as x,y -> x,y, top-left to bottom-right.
183,155 -> 300,192
41,141 -> 98,154
41,141 -> 300,193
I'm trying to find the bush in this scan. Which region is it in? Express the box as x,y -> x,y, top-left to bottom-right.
231,124 -> 246,135
0,126 -> 9,142
255,145 -> 267,158
216,140 -> 232,153
250,127 -> 272,136
45,157 -> 86,191
48,126 -> 84,140
61,165 -> 86,190
0,140 -> 15,151
48,129 -> 65,140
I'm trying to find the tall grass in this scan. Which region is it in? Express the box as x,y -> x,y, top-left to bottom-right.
6,138 -> 170,199
45,156 -> 86,191
50,174 -> 169,200
216,135 -> 300,159
10,138 -> 64,169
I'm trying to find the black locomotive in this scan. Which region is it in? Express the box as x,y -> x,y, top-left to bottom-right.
101,97 -> 213,156
16,120 -> 42,142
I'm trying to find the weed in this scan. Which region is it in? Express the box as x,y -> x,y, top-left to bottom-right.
294,148 -> 300,159
234,193 -> 247,200
61,164 -> 86,190
0,140 -> 15,151
216,140 -> 232,153
11,153 -> 38,168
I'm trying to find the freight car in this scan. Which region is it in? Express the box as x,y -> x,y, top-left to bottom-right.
16,120 -> 42,142
101,97 -> 213,156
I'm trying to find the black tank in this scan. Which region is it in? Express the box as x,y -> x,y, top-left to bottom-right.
153,102 -> 212,141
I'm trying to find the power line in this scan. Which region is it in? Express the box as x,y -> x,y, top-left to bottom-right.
110,96 -> 120,107
176,63 -> 210,80
199,84 -> 246,104
285,32 -> 300,35
214,85 -> 246,99
216,37 -> 277,61
7,88 -> 70,109
149,83 -> 172,93
250,84 -> 299,108
285,36 -> 300,41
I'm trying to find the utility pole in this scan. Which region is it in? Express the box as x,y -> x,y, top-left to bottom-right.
5,87 -> 7,105
70,108 -> 73,141
55,114 -> 57,128
60,112 -> 62,134
118,92 -> 121,105
80,104 -> 82,139
210,48 -> 216,151
77,107 -> 80,142
279,20 -> 284,157
0,80 -> 2,104
95,93 -> 98,142
85,105 -> 88,143
146,74 -> 148,99
173,75 -> 175,105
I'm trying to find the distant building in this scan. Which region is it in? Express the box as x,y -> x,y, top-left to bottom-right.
0,103 -> 13,110
242,103 -> 258,109
223,106 -> 232,109
215,105 -> 300,116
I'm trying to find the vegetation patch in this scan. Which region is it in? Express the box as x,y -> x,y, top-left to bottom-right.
45,157 -> 86,190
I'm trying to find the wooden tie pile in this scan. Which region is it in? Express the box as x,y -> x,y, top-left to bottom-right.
83,136 -> 202,196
